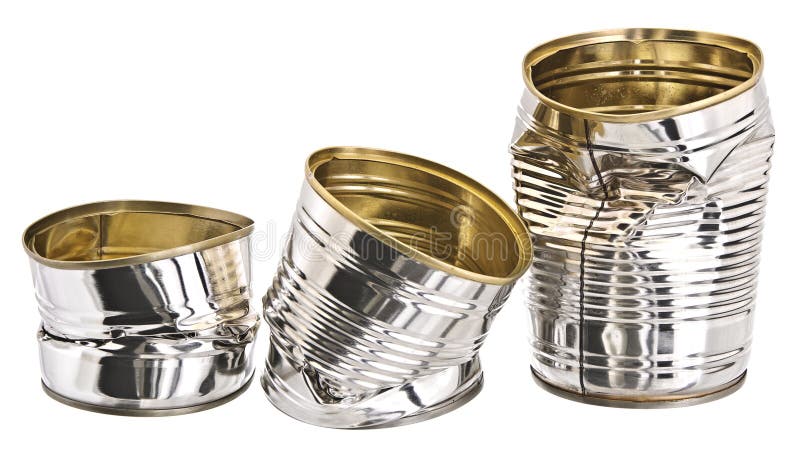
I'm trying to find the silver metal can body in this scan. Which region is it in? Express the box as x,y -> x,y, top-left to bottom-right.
24,201 -> 259,415
510,30 -> 774,406
262,147 -> 532,428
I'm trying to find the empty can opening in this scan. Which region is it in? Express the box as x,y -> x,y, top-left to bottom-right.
24,201 -> 254,268
524,29 -> 762,118
307,147 -> 532,283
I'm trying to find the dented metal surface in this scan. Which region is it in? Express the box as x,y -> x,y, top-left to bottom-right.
262,147 -> 532,427
23,201 -> 259,415
511,29 -> 774,406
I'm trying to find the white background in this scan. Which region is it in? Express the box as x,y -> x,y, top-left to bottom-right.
1,1 -> 796,462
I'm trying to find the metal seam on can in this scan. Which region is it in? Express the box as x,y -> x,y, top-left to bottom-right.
23,200 -> 259,415
262,147 -> 532,428
511,29 -> 774,406
531,369 -> 747,409
578,119 -> 612,396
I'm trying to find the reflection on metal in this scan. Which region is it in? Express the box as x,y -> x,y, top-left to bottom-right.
262,147 -> 532,428
511,29 -> 774,407
23,201 -> 259,415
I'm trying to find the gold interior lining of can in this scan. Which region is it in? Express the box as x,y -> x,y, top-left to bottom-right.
523,29 -> 762,122
23,201 -> 254,270
307,147 -> 532,285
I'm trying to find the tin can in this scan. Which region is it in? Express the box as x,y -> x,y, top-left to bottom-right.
23,201 -> 259,415
511,29 -> 774,407
262,147 -> 532,428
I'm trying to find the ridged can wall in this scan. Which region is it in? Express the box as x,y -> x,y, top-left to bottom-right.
510,29 -> 774,406
262,147 -> 532,427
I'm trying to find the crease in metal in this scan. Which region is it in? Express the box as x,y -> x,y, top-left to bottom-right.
578,118 -> 611,397
261,147 -> 532,428
23,200 -> 258,415
511,29 -> 774,407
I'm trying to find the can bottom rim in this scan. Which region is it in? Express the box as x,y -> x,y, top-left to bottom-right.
41,375 -> 254,417
531,369 -> 746,409
358,375 -> 483,429
262,343 -> 485,429
262,369 -> 484,429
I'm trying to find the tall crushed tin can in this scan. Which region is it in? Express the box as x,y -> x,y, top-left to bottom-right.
510,29 -> 774,407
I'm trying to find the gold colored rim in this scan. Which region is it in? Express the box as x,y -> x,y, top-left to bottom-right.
306,147 -> 533,286
23,200 -> 254,270
522,28 -> 764,123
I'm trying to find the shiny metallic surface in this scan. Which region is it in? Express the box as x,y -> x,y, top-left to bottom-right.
40,377 -> 254,417
511,29 -> 774,406
23,201 -> 259,415
531,370 -> 746,409
262,147 -> 532,428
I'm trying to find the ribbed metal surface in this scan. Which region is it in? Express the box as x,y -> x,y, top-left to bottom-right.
511,29 -> 774,404
266,206 -> 500,394
261,147 -> 531,428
